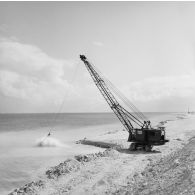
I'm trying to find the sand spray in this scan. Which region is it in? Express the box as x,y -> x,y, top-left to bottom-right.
36,135 -> 68,147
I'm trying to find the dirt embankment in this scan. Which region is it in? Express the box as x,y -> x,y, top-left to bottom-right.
9,149 -> 120,195
114,137 -> 195,195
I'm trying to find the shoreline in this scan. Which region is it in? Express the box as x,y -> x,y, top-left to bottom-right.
8,115 -> 195,194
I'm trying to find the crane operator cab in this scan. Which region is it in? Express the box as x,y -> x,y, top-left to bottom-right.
128,124 -> 169,152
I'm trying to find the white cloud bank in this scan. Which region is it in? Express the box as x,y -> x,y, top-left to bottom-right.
0,37 -> 194,112
0,38 -> 75,105
124,74 -> 195,102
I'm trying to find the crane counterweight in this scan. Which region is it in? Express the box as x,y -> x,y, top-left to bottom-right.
80,55 -> 169,152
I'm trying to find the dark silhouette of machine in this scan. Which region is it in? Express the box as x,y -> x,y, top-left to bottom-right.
80,55 -> 169,151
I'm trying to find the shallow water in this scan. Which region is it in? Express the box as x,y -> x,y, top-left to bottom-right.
0,112 -> 178,194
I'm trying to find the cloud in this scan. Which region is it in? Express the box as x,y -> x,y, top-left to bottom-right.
0,38 -> 77,105
92,41 -> 104,47
123,74 -> 195,102
1,37 -> 194,112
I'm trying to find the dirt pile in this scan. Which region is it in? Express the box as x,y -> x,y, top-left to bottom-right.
75,149 -> 119,162
8,180 -> 45,195
114,137 -> 195,195
46,159 -> 81,179
76,139 -> 122,150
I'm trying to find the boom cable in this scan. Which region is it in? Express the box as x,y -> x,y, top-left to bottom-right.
46,62 -> 80,136
88,60 -> 148,123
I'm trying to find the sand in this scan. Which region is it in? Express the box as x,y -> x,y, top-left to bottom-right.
8,113 -> 195,195
115,136 -> 195,195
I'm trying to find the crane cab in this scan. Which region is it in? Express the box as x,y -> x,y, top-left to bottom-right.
128,127 -> 169,151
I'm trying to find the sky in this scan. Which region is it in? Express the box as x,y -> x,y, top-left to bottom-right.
0,2 -> 195,113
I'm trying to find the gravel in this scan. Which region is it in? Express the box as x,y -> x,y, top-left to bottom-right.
114,136 -> 195,195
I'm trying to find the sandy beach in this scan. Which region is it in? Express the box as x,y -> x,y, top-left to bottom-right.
2,2 -> 195,195
8,113 -> 195,195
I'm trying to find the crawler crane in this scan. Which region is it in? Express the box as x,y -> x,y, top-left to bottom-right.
80,55 -> 169,151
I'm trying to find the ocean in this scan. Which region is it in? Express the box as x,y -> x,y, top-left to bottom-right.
0,112 -> 178,194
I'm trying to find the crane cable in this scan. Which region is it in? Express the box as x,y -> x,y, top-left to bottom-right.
105,79 -> 148,121
89,61 -> 145,121
46,62 -> 80,137
103,77 -> 147,125
89,60 -> 148,123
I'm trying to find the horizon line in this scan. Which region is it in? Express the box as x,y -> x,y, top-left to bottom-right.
0,111 -> 187,114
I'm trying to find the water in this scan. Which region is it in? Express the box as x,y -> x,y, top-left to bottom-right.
0,112 -> 177,194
